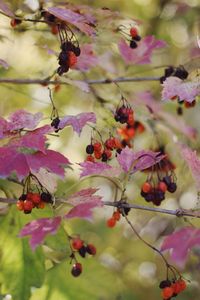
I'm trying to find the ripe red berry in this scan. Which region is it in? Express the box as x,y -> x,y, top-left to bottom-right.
16,200 -> 24,211
68,51 -> 77,67
142,182 -> 152,193
93,142 -> 102,151
178,279 -> 186,292
31,193 -> 41,205
71,262 -> 82,277
113,211 -> 121,221
158,181 -> 167,192
23,200 -> 33,213
10,18 -> 22,28
105,138 -> 115,150
37,201 -> 45,209
72,238 -> 84,250
130,27 -> 138,38
86,244 -> 96,255
104,149 -> 112,159
86,155 -> 95,162
94,150 -> 102,159
106,217 -> 116,228
51,24 -> 59,35
161,286 -> 174,299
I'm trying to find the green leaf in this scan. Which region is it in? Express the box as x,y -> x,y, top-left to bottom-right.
0,207 -> 45,300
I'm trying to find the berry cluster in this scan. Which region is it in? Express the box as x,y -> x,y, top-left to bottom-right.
129,26 -> 142,49
141,174 -> 177,206
106,206 -> 131,228
160,66 -> 188,84
70,237 -> 96,277
16,174 -> 53,214
159,278 -> 187,300
57,40 -> 81,76
51,116 -> 60,132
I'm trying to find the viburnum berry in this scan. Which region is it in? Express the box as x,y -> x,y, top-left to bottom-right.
16,200 -> 24,211
51,117 -> 60,130
68,51 -> 77,67
23,200 -> 33,214
71,262 -> 82,277
86,144 -> 94,154
101,152 -> 108,162
105,138 -> 115,150
86,244 -> 96,255
19,194 -> 27,201
40,192 -> 53,203
106,217 -> 116,228
142,182 -> 152,193
159,280 -> 171,289
93,142 -> 102,151
78,246 -> 87,258
94,150 -> 102,159
161,286 -> 174,299
104,149 -> 112,159
167,182 -> 177,193
37,201 -> 45,209
51,24 -> 59,35
10,18 -> 22,28
72,238 -> 84,250
113,210 -> 121,221
31,193 -> 41,205
158,181 -> 167,192
130,27 -> 138,38
178,279 -> 186,291
86,155 -> 95,162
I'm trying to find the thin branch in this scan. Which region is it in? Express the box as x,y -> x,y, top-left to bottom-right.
0,76 -> 160,86
0,197 -> 16,204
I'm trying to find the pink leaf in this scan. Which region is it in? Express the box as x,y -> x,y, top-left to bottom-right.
161,227 -> 200,268
7,110 -> 43,131
59,112 -> 96,135
0,146 -> 70,180
117,147 -> 165,173
9,125 -> 52,153
79,161 -> 121,177
0,0 -> 14,17
19,217 -> 62,250
179,144 -> 200,190
75,44 -> 98,71
118,36 -> 166,65
65,188 -> 102,220
48,7 -> 96,36
162,77 -> 200,103
0,58 -> 9,69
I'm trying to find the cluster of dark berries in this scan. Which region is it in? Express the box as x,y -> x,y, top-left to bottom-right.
70,237 -> 96,277
141,175 -> 177,206
57,41 -> 81,75
159,278 -> 187,299
106,206 -> 130,228
16,191 -> 53,214
160,66 -> 188,84
16,174 -> 53,214
129,27 -> 142,49
51,116 -> 60,132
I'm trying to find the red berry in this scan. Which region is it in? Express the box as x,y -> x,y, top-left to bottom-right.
94,150 -> 102,159
130,27 -> 138,38
178,279 -> 186,292
68,51 -> 77,67
71,262 -> 82,277
37,201 -> 45,209
51,24 -> 59,35
86,244 -> 96,255
113,211 -> 121,221
142,182 -> 152,193
10,18 -> 21,28
104,149 -> 112,159
161,286 -> 174,299
72,238 -> 84,250
86,155 -> 95,162
105,138 -> 115,150
31,193 -> 41,205
93,142 -> 102,151
158,181 -> 167,192
23,200 -> 33,212
16,200 -> 24,211
106,217 -> 116,228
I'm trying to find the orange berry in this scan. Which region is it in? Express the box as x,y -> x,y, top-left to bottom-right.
178,279 -> 187,292
142,182 -> 152,193
130,27 -> 138,38
37,201 -> 45,209
106,217 -> 116,228
16,200 -> 24,211
127,127 -> 135,139
161,287 -> 174,299
113,211 -> 121,221
158,181 -> 167,192
68,51 -> 77,67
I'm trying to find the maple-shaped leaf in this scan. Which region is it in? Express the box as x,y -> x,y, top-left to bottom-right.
75,44 -> 98,71
7,110 -> 43,131
0,58 -> 9,69
59,112 -> 96,135
179,144 -> 200,189
161,226 -> 200,268
0,0 -> 14,17
118,36 -> 166,65
19,217 -> 62,250
9,125 -> 52,153
162,77 -> 200,103
117,147 -> 165,173
79,161 -> 121,178
0,146 -> 70,180
64,188 -> 102,220
48,7 -> 96,36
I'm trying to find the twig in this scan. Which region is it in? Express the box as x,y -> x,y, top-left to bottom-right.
0,76 -> 160,86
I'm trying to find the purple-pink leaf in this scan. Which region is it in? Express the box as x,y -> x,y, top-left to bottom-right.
0,146 -> 70,179
179,144 -> 200,190
48,7 -> 96,36
9,125 -> 52,153
79,161 -> 121,178
75,44 -> 98,71
118,36 -> 166,65
19,217 -> 62,250
7,110 -> 43,131
162,77 -> 200,103
59,112 -> 96,135
64,188 -> 102,220
0,58 -> 9,69
117,147 -> 165,173
0,0 -> 14,17
161,227 -> 200,268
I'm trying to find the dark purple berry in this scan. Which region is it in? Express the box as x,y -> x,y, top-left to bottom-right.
101,152 -> 108,162
160,76 -> 166,84
71,263 -> 82,277
163,176 -> 172,186
78,246 -> 87,258
164,66 -> 174,77
74,47 -> 81,57
40,192 -> 53,203
159,280 -> 171,289
133,35 -> 141,41
130,40 -> 137,49
167,182 -> 177,193
51,117 -> 60,129
86,144 -> 94,154
19,194 -> 27,201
